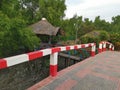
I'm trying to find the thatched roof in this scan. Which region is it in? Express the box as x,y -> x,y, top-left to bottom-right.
83,31 -> 100,37
29,18 -> 62,36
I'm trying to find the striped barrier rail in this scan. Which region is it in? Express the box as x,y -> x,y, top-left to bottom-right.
98,41 -> 114,53
0,43 -> 96,77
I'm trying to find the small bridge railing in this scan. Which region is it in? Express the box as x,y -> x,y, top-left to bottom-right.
0,41 -> 114,77
98,41 -> 114,53
0,43 -> 96,77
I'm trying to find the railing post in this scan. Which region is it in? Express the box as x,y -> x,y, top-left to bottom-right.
99,43 -> 102,53
50,52 -> 58,77
91,44 -> 96,57
109,44 -> 112,51
112,46 -> 114,51
103,43 -> 106,51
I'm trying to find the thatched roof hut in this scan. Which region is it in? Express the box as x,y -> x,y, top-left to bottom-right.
30,18 -> 64,36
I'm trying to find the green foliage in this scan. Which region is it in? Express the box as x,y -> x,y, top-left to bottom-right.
110,33 -> 120,43
110,33 -> 120,50
19,0 -> 66,25
0,9 -> 40,57
80,34 -> 100,45
0,0 -> 20,18
61,15 -> 83,41
114,42 -> 120,50
111,15 -> 120,33
38,0 -> 66,26
62,15 -> 120,50
19,0 -> 40,24
94,16 -> 111,32
80,36 -> 88,44
0,0 -> 67,57
99,31 -> 110,41
109,15 -> 120,50
1,0 -> 120,58
80,30 -> 109,45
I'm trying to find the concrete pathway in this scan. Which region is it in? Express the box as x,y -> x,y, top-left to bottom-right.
28,51 -> 120,90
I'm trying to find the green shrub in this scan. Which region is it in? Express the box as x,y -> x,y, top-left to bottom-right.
80,30 -> 109,45
99,31 -> 110,41
80,35 -> 100,45
110,33 -> 120,50
110,33 -> 120,43
80,36 -> 88,44
115,42 -> 120,50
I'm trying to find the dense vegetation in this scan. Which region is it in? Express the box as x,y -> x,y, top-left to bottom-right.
0,0 -> 120,57
61,15 -> 120,50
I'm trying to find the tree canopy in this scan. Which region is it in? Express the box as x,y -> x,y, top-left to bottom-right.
0,0 -> 120,57
0,0 -> 40,57
0,0 -> 67,57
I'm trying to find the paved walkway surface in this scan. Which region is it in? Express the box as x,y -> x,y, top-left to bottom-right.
28,51 -> 120,90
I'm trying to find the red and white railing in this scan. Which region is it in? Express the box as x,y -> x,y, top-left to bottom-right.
98,41 -> 114,53
0,43 -> 96,77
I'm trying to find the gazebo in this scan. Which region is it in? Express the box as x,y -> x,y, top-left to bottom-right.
30,18 -> 64,44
